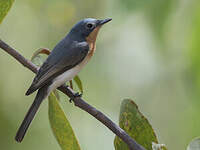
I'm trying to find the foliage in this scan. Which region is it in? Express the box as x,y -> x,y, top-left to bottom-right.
73,75 -> 83,93
114,99 -> 167,150
0,0 -> 14,24
48,93 -> 81,150
31,48 -> 50,67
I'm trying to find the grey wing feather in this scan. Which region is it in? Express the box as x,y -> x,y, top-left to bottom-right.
26,41 -> 89,95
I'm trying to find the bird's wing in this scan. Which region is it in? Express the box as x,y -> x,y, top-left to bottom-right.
26,41 -> 89,95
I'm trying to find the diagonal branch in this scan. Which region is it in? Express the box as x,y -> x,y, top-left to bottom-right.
0,39 -> 146,150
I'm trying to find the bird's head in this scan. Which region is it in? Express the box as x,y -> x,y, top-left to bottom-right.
70,18 -> 112,42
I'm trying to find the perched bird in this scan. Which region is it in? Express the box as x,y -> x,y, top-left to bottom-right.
15,18 -> 112,142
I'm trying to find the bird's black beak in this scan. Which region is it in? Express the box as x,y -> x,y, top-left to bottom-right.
98,18 -> 112,26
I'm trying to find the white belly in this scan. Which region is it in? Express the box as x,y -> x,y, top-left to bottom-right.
47,56 -> 90,93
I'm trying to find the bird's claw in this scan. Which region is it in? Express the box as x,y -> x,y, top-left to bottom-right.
69,92 -> 82,103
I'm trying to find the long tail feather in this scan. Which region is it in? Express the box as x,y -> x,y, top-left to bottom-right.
15,86 -> 48,142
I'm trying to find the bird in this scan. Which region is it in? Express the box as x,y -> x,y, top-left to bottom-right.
15,18 -> 112,142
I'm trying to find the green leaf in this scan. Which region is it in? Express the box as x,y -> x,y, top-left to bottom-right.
31,48 -> 51,61
73,75 -> 83,93
69,80 -> 73,90
0,0 -> 14,24
31,48 -> 50,67
53,90 -> 60,101
187,137 -> 200,150
48,93 -> 81,150
114,99 -> 158,150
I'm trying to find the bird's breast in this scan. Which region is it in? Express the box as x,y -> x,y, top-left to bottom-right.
86,26 -> 101,57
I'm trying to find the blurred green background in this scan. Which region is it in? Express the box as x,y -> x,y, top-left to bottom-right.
0,0 -> 200,149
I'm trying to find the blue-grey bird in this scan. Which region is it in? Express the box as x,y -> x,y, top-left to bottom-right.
15,18 -> 112,142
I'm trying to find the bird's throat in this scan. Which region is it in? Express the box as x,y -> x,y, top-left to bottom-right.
86,26 -> 101,54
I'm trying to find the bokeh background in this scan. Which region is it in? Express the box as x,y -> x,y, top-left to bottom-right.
0,0 -> 200,150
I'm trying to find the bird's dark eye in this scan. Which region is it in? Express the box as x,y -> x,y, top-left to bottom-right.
86,23 -> 94,29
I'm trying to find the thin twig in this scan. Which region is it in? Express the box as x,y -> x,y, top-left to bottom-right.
0,39 -> 145,150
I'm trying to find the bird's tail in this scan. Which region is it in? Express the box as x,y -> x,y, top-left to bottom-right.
15,86 -> 48,143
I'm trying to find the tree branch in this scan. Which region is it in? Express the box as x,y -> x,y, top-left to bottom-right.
0,39 -> 145,150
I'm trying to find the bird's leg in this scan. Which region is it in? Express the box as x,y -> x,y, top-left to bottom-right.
69,92 -> 82,103
60,84 -> 82,103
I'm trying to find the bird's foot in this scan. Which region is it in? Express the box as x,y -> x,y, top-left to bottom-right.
69,92 -> 82,103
